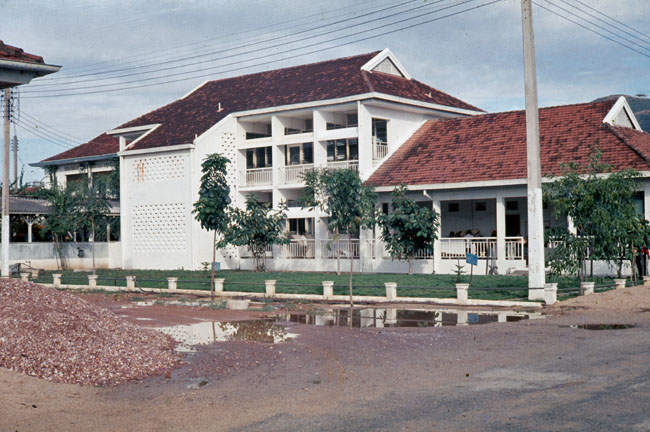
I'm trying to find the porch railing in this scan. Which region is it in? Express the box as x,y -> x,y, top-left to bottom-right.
278,164 -> 314,185
439,237 -> 525,260
242,167 -> 273,187
505,237 -> 525,260
320,239 -> 360,259
327,160 -> 359,171
281,240 -> 315,259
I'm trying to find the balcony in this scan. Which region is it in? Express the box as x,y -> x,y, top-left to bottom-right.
320,239 -> 360,259
373,137 -> 388,166
241,167 -> 273,187
326,160 -> 359,171
278,164 -> 314,185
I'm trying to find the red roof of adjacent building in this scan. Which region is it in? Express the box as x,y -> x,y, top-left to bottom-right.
41,133 -> 119,163
367,100 -> 650,187
42,51 -> 481,162
0,40 -> 45,64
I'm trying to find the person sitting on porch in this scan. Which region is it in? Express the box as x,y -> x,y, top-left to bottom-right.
448,231 -> 456,237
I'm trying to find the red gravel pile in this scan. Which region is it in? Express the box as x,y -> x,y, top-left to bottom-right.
0,279 -> 180,385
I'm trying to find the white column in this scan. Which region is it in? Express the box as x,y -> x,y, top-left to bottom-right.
496,195 -> 506,263
644,181 -> 650,221
357,101 -> 373,179
567,215 -> 577,235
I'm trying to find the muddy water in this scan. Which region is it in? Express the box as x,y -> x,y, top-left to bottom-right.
281,307 -> 544,328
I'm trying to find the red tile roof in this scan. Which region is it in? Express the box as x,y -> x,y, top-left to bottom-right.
0,40 -> 44,64
42,51 -> 481,162
367,100 -> 650,187
41,133 -> 119,163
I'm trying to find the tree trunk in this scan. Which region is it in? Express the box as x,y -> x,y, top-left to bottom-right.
91,219 -> 96,276
210,230 -> 216,301
408,255 -> 413,275
336,229 -> 341,276
348,232 -> 354,328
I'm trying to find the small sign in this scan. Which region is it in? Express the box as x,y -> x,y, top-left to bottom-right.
465,253 -> 478,266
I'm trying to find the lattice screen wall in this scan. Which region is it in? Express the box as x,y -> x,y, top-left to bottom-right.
130,153 -> 188,183
220,131 -> 238,259
132,203 -> 187,252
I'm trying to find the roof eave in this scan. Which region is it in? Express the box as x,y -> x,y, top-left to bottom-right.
31,153 -> 118,168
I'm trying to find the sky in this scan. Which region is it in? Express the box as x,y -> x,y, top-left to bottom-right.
2,0 -> 650,182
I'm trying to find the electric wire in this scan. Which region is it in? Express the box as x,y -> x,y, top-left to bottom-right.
26,0 -> 433,89
14,118 -> 76,149
18,111 -> 85,143
569,0 -> 650,42
22,0 -> 503,98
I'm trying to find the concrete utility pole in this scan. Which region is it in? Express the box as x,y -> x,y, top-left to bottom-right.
2,88 -> 10,277
521,0 -> 545,299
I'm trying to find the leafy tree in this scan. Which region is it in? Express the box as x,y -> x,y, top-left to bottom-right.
545,148 -> 647,286
299,168 -> 376,308
40,184 -> 79,269
379,184 -> 439,274
220,194 -> 288,271
74,177 -> 111,275
192,154 -> 231,294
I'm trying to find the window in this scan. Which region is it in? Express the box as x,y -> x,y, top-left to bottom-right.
346,114 -> 358,127
245,123 -> 272,140
506,201 -> 519,211
382,203 -> 389,214
288,218 -> 314,237
448,202 -> 459,212
372,118 -> 388,143
285,143 -> 312,165
284,118 -> 313,135
327,138 -> 358,162
475,201 -> 486,212
246,147 -> 272,169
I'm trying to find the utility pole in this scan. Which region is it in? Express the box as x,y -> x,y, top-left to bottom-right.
12,135 -> 18,185
2,88 -> 10,277
521,0 -> 545,300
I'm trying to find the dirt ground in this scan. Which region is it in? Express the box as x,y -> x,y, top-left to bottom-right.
2,287 -> 650,431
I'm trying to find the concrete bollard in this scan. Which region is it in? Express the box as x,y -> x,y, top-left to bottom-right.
322,281 -> 334,299
456,283 -> 469,304
20,272 -> 30,282
265,280 -> 276,297
167,277 -> 178,290
581,281 -> 595,295
52,273 -> 62,288
213,278 -> 225,293
614,279 -> 627,290
88,275 -> 98,288
30,269 -> 39,278
643,275 -> 650,287
125,275 -> 136,290
385,282 -> 397,301
544,283 -> 558,305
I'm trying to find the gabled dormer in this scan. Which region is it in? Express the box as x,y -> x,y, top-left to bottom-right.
603,96 -> 643,130
360,48 -> 411,79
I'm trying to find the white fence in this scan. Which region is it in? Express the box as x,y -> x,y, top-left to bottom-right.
320,239 -> 360,259
281,240 -> 315,259
439,237 -> 524,260
327,160 -> 359,171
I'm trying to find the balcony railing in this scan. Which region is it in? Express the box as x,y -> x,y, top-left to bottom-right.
278,164 -> 314,185
240,244 -> 273,258
505,237 -> 525,260
242,167 -> 273,187
320,239 -> 360,259
439,237 -> 525,260
373,137 -> 388,162
281,239 -> 315,259
327,160 -> 359,171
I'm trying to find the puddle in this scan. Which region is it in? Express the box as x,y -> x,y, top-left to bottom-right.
566,324 -> 635,330
156,319 -> 295,352
281,307 -> 543,328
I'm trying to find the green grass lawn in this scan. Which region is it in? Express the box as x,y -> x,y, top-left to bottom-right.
28,269 -> 624,301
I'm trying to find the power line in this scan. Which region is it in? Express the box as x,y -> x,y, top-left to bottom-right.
23,0 -> 503,98
19,111 -> 85,143
27,0 -> 429,90
533,1 -> 650,60
14,118 -> 76,149
569,0 -> 650,42
38,0 -> 406,80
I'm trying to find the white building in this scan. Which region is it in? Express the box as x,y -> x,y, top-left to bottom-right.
36,49 -> 650,275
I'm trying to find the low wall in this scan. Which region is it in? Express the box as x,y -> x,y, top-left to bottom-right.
6,242 -> 122,270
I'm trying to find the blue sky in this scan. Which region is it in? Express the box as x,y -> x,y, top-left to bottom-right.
2,0 -> 650,181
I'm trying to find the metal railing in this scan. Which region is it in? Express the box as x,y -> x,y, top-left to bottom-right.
278,164 -> 314,184
240,244 -> 273,258
281,240 -> 315,259
327,160 -> 359,171
242,167 -> 273,187
320,239 -> 360,259
373,137 -> 388,161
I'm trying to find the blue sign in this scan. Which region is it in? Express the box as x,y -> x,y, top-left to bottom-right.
465,253 -> 478,266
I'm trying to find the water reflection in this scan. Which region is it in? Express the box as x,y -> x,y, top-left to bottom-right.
282,308 -> 542,328
156,319 -> 293,351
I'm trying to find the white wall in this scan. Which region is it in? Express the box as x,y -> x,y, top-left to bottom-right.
7,241 -> 120,270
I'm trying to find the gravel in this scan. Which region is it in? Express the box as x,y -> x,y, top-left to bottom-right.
0,279 -> 181,385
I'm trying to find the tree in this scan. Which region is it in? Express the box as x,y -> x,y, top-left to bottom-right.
299,168 -> 377,309
192,154 -> 231,295
545,148 -> 646,286
74,177 -> 111,275
40,184 -> 79,270
379,184 -> 439,274
220,194 -> 288,271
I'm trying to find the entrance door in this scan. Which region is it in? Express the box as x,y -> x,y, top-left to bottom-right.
505,214 -> 521,237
